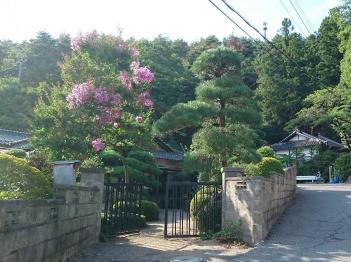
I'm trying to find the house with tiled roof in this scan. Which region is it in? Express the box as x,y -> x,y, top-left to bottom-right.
0,129 -> 30,152
153,137 -> 183,172
271,129 -> 344,161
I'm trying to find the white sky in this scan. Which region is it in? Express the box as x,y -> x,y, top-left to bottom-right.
1,0 -> 341,42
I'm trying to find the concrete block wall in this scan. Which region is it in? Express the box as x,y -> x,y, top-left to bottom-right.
222,166 -> 296,245
0,168 -> 104,262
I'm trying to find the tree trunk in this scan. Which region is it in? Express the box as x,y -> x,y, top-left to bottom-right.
219,99 -> 227,167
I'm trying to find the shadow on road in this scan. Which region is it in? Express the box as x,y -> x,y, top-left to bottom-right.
235,184 -> 351,261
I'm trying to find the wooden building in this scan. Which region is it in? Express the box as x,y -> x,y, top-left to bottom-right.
271,129 -> 344,161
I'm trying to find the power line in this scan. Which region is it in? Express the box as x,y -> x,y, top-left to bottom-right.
220,0 -> 294,61
288,0 -> 312,35
210,0 -> 316,86
207,0 -> 289,89
279,0 -> 307,37
208,0 -> 257,42
293,0 -> 315,32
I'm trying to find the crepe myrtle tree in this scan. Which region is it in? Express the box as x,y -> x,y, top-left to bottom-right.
33,32 -> 156,182
154,48 -> 261,181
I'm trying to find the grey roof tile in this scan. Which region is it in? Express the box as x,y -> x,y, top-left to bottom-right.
0,129 -> 30,149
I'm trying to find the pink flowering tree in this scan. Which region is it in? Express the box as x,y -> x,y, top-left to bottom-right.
33,32 -> 156,181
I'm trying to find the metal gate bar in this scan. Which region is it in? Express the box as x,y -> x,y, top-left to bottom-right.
164,181 -> 222,238
102,182 -> 142,236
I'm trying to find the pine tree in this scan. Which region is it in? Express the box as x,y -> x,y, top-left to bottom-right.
154,48 -> 261,181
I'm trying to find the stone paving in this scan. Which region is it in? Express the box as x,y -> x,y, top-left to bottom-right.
71,221 -> 248,262
71,184 -> 351,262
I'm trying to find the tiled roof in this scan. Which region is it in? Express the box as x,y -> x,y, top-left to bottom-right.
317,134 -> 344,149
153,151 -> 183,161
0,129 -> 30,149
272,129 -> 344,151
271,140 -> 320,151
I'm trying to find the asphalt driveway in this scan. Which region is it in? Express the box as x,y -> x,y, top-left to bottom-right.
236,184 -> 351,261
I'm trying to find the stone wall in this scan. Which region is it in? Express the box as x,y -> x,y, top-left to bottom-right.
222,166 -> 296,245
0,168 -> 104,262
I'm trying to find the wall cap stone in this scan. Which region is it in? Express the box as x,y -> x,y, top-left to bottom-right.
0,199 -> 64,208
221,167 -> 243,173
79,167 -> 105,174
55,185 -> 99,192
269,171 -> 284,177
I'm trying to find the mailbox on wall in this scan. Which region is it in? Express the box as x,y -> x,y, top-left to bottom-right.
53,160 -> 80,186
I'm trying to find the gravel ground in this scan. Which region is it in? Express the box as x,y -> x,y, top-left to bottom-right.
71,221 -> 248,262
71,184 -> 351,262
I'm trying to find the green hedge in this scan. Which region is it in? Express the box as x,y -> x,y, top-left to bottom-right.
141,200 -> 159,221
190,188 -> 221,233
334,153 -> 351,182
6,149 -> 27,159
114,199 -> 159,222
257,146 -> 275,158
256,157 -> 284,176
245,157 -> 284,177
0,154 -> 52,199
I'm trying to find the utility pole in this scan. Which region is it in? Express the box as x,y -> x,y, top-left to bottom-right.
18,60 -> 23,83
263,22 -> 268,38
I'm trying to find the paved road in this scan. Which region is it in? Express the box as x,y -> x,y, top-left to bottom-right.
235,184 -> 351,262
72,184 -> 351,262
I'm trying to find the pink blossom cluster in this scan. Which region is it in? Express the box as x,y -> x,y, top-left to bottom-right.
118,61 -> 154,89
137,91 -> 153,108
95,108 -> 121,125
67,82 -> 94,109
71,33 -> 86,51
92,138 -> 104,152
94,87 -> 109,104
116,42 -> 125,51
67,82 -> 123,125
118,71 -> 132,90
133,66 -> 155,84
129,47 -> 140,58
135,115 -> 144,123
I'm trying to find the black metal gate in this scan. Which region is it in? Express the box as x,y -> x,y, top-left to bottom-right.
164,181 -> 222,238
102,182 -> 142,236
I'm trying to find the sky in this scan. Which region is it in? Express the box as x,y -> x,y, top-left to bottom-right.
1,0 -> 341,43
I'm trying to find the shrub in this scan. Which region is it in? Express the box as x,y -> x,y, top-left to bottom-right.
0,154 -> 52,199
214,220 -> 242,243
257,146 -> 275,158
139,214 -> 147,227
114,201 -> 140,213
244,157 -> 284,177
101,150 -> 122,166
244,163 -> 259,177
334,153 -> 351,182
190,188 -> 221,232
6,149 -> 27,159
113,200 -> 157,222
141,200 -> 159,221
255,157 -> 284,176
100,214 -> 146,241
26,150 -> 52,176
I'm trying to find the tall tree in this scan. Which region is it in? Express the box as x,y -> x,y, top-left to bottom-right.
187,35 -> 221,65
255,19 -> 318,143
315,9 -> 343,87
20,32 -> 71,86
154,48 -> 261,181
0,78 -> 39,131
223,35 -> 259,88
136,36 -> 198,120
291,1 -> 351,150
32,33 -> 155,168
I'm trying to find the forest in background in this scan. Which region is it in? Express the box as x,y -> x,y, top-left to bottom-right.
0,1 -> 351,157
